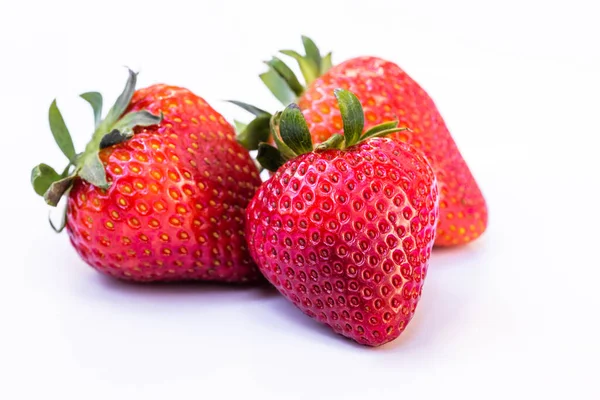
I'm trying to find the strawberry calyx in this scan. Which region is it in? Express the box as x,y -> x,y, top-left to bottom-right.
256,89 -> 408,172
31,69 -> 162,228
262,35 -> 331,105
227,100 -> 272,151
229,36 -> 331,151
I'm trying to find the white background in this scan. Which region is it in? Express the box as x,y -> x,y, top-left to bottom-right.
1,0 -> 599,398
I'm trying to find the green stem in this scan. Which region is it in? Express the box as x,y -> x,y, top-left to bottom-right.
77,125 -> 106,170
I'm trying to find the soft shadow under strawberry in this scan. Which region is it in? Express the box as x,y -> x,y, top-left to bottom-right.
83,274 -> 278,305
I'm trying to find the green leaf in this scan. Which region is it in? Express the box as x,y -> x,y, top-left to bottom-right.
302,35 -> 322,71
44,175 -> 76,207
361,127 -> 410,141
265,57 -> 305,96
237,115 -> 271,150
234,120 -> 247,133
99,110 -> 162,149
270,112 -> 297,161
79,153 -> 109,189
334,89 -> 365,147
99,129 -> 134,149
113,110 -> 162,134
321,52 -> 333,74
103,68 -> 137,128
80,92 -> 103,128
279,104 -> 313,155
315,133 -> 344,152
260,68 -> 296,106
48,99 -> 77,162
361,120 -> 399,140
280,50 -> 320,85
31,163 -> 61,196
227,100 -> 270,117
257,143 -> 285,172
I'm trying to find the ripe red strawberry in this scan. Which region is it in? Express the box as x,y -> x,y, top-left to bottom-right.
246,90 -> 439,346
31,70 -> 262,282
235,36 -> 486,246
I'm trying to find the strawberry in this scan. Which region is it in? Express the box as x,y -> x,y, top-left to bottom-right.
234,36 -> 486,246
246,90 -> 439,346
31,70 -> 262,282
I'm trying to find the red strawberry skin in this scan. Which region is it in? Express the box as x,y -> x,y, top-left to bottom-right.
299,57 -> 487,246
246,138 -> 438,346
66,85 -> 262,282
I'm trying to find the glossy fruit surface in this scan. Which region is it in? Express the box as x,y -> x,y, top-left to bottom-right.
32,73 -> 262,282
246,91 -> 438,345
247,138 -> 438,345
299,57 -> 486,246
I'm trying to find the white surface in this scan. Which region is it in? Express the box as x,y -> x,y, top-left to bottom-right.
1,0 -> 599,398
